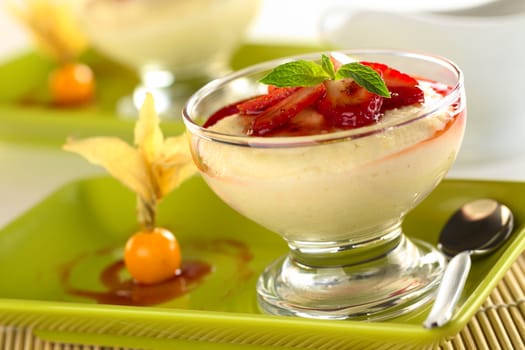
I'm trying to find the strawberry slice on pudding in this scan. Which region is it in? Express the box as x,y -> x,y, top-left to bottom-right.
237,86 -> 300,116
316,78 -> 384,128
269,107 -> 332,137
203,53 -> 429,135
248,84 -> 326,136
361,62 -> 424,110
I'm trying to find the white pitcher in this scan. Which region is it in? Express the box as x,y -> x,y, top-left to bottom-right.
319,0 -> 525,165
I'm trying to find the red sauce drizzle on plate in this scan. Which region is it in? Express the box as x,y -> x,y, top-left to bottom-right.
66,260 -> 211,306
60,238 -> 252,307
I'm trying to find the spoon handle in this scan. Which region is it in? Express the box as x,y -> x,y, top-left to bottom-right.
423,251 -> 472,328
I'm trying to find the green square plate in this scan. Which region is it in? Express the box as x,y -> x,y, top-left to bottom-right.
0,175 -> 524,350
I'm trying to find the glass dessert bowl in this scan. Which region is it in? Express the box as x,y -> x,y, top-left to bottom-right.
75,0 -> 260,118
182,50 -> 466,320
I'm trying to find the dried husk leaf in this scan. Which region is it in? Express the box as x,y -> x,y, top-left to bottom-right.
136,195 -> 156,231
9,0 -> 88,62
63,137 -> 154,203
153,134 -> 197,197
63,94 -> 196,230
134,93 -> 164,165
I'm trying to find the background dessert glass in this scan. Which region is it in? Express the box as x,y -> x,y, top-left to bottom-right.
183,50 -> 466,320
75,0 -> 260,119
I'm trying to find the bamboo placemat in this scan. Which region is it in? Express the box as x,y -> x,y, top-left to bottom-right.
2,254 -> 524,350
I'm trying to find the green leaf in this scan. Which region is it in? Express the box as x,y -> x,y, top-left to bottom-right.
321,54 -> 336,80
259,60 -> 330,87
336,62 -> 391,98
258,54 -> 391,98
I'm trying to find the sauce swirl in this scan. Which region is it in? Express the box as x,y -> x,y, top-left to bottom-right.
60,238 -> 252,307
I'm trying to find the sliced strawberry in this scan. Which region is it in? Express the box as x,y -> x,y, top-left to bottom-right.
249,84 -> 326,136
426,80 -> 452,97
203,101 -> 240,128
237,86 -> 299,116
330,55 -> 343,71
361,62 -> 424,110
267,107 -> 333,137
316,78 -> 383,128
329,52 -> 354,70
268,85 -> 295,94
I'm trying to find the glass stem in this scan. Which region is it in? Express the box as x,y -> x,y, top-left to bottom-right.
288,224 -> 403,268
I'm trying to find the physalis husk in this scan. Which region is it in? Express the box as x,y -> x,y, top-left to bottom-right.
63,93 -> 197,229
9,0 -> 88,62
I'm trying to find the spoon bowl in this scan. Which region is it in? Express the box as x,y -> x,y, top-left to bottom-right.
423,198 -> 514,328
439,198 -> 514,257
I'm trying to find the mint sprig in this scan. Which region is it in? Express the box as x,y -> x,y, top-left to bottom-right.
336,62 -> 390,98
259,54 -> 391,98
321,54 -> 336,80
259,60 -> 328,87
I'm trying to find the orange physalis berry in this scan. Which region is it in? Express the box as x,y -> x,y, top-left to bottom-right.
124,227 -> 182,285
49,61 -> 95,106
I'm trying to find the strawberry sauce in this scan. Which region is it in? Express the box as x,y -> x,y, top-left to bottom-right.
65,260 -> 212,306
60,238 -> 253,307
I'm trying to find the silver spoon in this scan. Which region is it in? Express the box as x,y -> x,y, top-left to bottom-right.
423,198 -> 514,329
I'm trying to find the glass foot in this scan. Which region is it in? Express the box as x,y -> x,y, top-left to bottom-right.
256,236 -> 445,320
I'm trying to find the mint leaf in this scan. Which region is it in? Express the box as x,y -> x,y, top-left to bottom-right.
258,54 -> 391,98
336,62 -> 391,98
259,60 -> 330,87
321,54 -> 336,80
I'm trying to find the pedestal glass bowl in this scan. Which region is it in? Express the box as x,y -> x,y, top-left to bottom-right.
76,0 -> 260,118
182,50 -> 466,320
